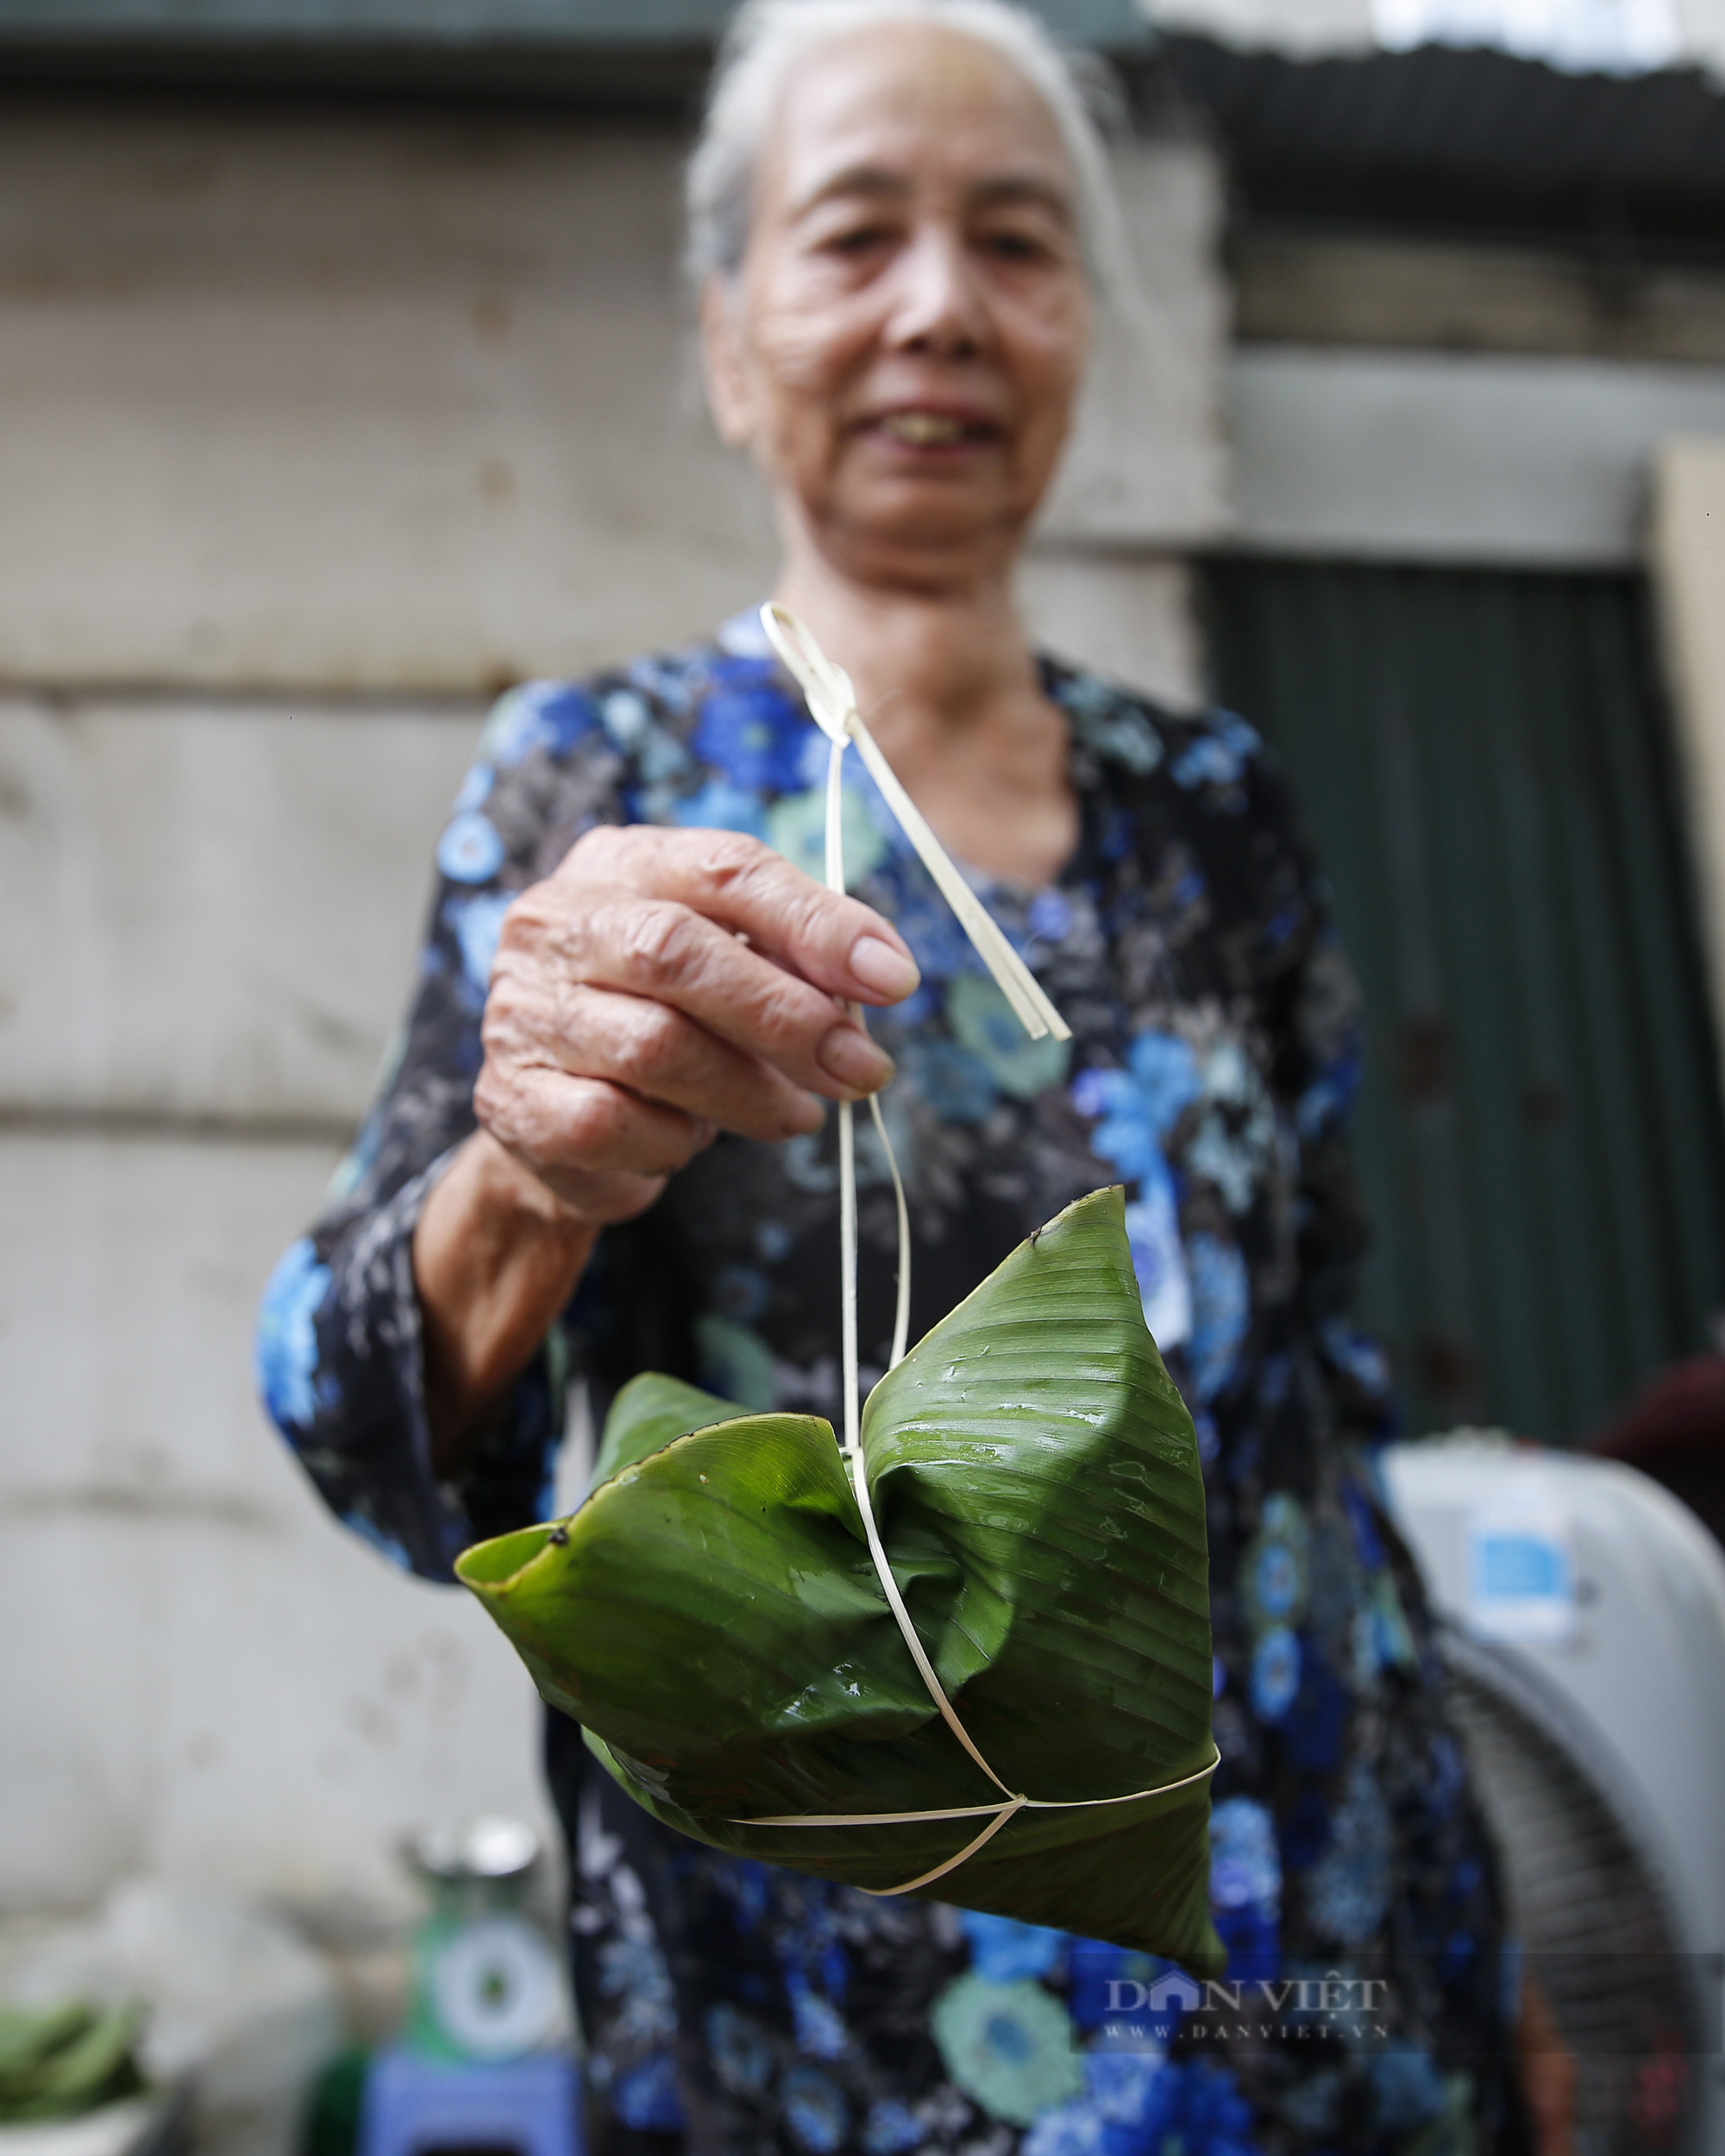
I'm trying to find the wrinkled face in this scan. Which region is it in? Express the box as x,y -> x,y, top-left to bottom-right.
703,23 -> 1093,588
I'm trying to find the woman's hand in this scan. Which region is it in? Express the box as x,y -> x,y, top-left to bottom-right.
475,824 -> 919,1224
413,827 -> 919,1465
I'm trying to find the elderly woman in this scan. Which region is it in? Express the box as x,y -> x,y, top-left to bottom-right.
258,3 -> 1553,2152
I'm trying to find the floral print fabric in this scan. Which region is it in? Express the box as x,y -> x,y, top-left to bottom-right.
259,611 -> 1516,2156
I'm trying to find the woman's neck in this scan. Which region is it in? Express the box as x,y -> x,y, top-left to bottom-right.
769,545 -> 1078,889
772,548 -> 1036,737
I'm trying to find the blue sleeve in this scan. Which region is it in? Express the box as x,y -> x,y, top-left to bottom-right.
254,679 -> 627,1581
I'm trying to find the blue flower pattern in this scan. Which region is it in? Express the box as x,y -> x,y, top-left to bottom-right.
436,810 -> 505,886
254,1237 -> 330,1433
259,613 -> 1515,2154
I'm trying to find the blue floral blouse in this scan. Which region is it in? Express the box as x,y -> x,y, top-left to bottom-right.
258,611 -> 1518,2156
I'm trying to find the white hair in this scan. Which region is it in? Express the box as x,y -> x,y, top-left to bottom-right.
685,0 -> 1133,296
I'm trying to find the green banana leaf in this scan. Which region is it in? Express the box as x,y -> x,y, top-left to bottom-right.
0,2001 -> 146,2123
458,1187 -> 1223,1974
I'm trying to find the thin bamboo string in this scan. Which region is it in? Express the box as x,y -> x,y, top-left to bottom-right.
869,1091 -> 912,1371
745,1751 -> 1226,1829
761,603 -> 1070,1048
740,603 -> 1218,1896
824,730 -> 862,1454
844,1441 -> 1016,1800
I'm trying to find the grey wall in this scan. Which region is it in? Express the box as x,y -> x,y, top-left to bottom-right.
0,109 -> 772,692
0,692 -> 564,1916
0,101 -> 1222,695
1230,348 -> 1725,567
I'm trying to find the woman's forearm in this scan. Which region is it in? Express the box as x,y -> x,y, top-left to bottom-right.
413,1130 -> 600,1476
413,826 -> 914,1480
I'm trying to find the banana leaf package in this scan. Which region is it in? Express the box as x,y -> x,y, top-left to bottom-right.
458,610 -> 1223,1975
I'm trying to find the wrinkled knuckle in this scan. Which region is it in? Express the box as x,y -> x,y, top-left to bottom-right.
473,1063 -> 521,1145
561,1084 -> 627,1161
755,974 -> 825,1052
569,821 -> 629,873
492,890 -> 543,957
619,899 -> 700,986
693,829 -> 772,891
794,876 -> 849,937
478,993 -> 521,1056
610,1000 -> 686,1093
730,831 -> 790,881
480,969 -> 549,1053
755,875 -> 832,963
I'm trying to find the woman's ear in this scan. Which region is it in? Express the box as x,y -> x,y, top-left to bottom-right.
699,274 -> 755,449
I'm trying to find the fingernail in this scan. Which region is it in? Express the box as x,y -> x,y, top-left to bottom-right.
850,934 -> 920,1000
819,1023 -> 895,1094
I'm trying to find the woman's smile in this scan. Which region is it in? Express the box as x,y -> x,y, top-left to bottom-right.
862,403 -> 1006,453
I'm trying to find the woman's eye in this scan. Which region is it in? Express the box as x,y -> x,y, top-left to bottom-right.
979,227 -> 1057,265
824,224 -> 894,257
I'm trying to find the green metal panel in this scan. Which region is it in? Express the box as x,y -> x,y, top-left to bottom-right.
1206,560 -> 1725,1441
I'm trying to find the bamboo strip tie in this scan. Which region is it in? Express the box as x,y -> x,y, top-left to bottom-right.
738,604 -> 1218,1896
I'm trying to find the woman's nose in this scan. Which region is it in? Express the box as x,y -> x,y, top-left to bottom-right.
883,226 -> 987,356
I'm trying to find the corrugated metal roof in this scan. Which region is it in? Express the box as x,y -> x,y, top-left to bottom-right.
1207,559 -> 1725,1440
0,0 -> 737,40
0,0 -> 1153,100
1163,34 -> 1725,255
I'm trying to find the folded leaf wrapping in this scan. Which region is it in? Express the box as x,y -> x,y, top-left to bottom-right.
458,1186 -> 1223,1974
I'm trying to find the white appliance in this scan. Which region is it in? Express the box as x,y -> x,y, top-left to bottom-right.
1383,1438 -> 1725,2156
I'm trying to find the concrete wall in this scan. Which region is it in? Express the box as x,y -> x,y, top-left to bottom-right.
0,698 -> 478,1125
0,93 -> 1225,1922
0,694 -> 563,1920
0,99 -> 1221,697
1229,348 -> 1725,566
0,1126 -> 555,1914
0,105 -> 773,693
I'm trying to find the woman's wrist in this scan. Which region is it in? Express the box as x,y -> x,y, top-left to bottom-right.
414,1131 -> 600,1474
455,1127 -> 603,1237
